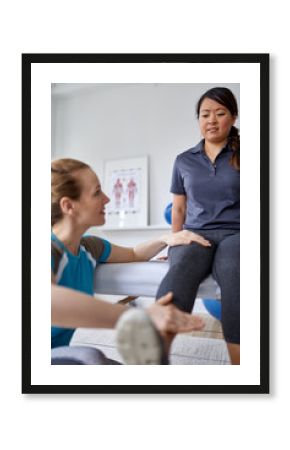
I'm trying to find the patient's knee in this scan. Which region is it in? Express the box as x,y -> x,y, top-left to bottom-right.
169,241 -> 215,263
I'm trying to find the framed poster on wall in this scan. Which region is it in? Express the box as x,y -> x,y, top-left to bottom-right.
103,156 -> 148,229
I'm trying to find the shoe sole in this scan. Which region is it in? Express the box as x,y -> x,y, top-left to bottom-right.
116,309 -> 164,365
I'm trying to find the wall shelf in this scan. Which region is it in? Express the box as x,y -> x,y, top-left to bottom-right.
98,224 -> 170,232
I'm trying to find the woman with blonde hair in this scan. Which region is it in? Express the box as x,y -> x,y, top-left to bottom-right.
51,158 -> 209,364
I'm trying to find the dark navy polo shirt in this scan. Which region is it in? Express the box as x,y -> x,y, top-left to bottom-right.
171,140 -> 240,230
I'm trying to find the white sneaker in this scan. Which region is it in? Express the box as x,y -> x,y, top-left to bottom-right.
116,309 -> 168,365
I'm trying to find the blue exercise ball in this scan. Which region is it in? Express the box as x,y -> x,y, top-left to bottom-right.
202,299 -> 221,321
164,203 -> 172,225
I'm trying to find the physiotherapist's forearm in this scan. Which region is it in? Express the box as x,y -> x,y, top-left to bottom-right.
133,238 -> 167,261
51,284 -> 128,329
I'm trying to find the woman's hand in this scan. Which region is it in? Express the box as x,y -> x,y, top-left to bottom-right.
161,230 -> 211,247
107,230 -> 210,264
147,292 -> 205,339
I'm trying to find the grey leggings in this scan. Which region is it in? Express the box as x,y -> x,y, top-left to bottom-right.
156,229 -> 240,344
51,346 -> 122,365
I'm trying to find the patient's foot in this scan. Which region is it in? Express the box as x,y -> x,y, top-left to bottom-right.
116,309 -> 169,365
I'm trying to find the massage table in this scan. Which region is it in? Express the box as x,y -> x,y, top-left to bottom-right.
94,260 -> 221,299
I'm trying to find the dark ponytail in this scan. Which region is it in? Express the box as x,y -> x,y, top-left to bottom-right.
228,126 -> 240,170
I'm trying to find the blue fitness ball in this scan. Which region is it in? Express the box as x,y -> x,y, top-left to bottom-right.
202,298 -> 221,321
164,203 -> 173,225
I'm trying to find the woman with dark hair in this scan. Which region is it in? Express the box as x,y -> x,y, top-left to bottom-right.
156,87 -> 240,364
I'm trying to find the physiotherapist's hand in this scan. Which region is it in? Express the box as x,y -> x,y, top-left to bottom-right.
161,230 -> 211,247
147,292 -> 205,339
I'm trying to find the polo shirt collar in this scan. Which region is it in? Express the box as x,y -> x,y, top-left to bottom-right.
190,140 -> 204,154
190,139 -> 232,155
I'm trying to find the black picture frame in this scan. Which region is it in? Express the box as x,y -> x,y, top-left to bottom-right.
22,53 -> 269,394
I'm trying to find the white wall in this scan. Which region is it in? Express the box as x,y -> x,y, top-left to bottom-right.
52,83 -> 239,243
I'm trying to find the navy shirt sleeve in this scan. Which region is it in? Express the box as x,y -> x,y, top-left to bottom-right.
170,156 -> 186,195
169,142 -> 240,230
